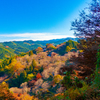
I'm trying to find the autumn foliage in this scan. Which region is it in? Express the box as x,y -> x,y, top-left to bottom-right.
46,43 -> 56,50
36,47 -> 43,53
36,73 -> 42,79
0,82 -> 16,100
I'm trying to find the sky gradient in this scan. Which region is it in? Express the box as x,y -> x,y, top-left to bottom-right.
0,0 -> 91,42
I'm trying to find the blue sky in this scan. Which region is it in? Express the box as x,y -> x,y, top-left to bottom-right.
0,0 -> 91,42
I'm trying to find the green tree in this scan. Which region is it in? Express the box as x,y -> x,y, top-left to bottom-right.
32,59 -> 37,68
8,71 -> 28,88
29,59 -> 37,73
61,72 -> 72,89
93,46 -> 100,89
29,51 -> 33,56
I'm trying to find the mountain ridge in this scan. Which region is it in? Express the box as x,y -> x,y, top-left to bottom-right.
0,37 -> 79,60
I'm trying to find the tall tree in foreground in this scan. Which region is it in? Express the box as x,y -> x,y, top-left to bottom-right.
71,0 -> 100,69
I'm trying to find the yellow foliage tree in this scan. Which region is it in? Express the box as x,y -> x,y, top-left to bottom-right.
66,46 -> 72,52
10,59 -> 17,67
79,50 -> 83,53
53,75 -> 63,83
7,59 -> 24,75
5,59 -> 17,74
13,62 -> 24,71
20,93 -> 34,100
27,73 -> 34,80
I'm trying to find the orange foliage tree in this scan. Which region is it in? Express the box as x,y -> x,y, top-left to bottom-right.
36,47 -> 43,53
46,44 -> 56,50
36,73 -> 42,79
0,82 -> 17,100
14,62 -> 24,71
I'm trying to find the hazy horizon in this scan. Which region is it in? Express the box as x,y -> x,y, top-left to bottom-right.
0,35 -> 76,43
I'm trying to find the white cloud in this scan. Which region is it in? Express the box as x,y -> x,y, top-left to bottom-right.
0,33 -> 76,42
0,33 -> 45,37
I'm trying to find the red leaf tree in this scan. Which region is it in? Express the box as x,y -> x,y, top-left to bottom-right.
36,73 -> 42,79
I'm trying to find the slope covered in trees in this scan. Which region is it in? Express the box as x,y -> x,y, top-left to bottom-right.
0,46 -> 15,61
0,38 -> 78,61
0,0 -> 100,99
54,40 -> 78,55
0,40 -> 100,99
0,40 -> 80,99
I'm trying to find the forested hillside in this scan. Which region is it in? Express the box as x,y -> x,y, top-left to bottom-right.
0,41 -> 80,100
0,37 -> 78,61
0,0 -> 100,99
0,38 -> 99,99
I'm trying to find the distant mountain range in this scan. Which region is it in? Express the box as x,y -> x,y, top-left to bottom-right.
0,37 -> 79,60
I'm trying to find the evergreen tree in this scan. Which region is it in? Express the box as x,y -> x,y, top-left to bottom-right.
29,51 -> 33,56
29,59 -> 37,73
